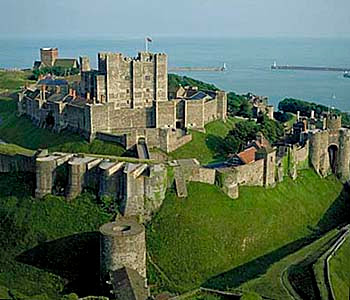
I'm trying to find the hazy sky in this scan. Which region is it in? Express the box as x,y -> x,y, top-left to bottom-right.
1,0 -> 349,38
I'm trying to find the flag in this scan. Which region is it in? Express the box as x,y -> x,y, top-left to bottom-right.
146,37 -> 153,43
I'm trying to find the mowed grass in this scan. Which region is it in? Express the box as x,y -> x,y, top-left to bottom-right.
147,170 -> 348,292
329,236 -> 350,300
169,117 -> 238,164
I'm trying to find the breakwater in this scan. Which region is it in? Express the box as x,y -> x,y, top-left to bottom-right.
169,66 -> 226,72
271,65 -> 350,72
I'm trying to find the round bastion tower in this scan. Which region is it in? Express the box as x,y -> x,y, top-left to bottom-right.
99,218 -> 146,281
338,128 -> 350,181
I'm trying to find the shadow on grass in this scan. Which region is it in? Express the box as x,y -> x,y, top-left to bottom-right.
16,232 -> 104,297
205,134 -> 227,162
203,186 -> 350,291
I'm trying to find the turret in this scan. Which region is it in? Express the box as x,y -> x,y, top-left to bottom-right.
326,114 -> 341,132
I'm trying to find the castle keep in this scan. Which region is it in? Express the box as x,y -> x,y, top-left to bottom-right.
19,50 -> 227,152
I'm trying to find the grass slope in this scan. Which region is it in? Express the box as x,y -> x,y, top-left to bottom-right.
147,170 -> 348,293
0,70 -> 33,93
0,173 -> 111,299
169,118 -> 238,164
239,229 -> 340,299
329,236 -> 350,300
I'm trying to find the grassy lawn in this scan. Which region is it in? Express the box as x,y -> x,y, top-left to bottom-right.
329,236 -> 350,300
169,117 -> 238,164
0,70 -> 33,94
147,169 -> 349,293
0,172 -> 111,299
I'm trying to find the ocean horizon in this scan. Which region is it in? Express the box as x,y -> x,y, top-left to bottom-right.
1,36 -> 349,111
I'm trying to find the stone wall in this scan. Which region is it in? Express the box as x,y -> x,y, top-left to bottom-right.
234,159 -> 265,186
144,164 -> 167,219
156,101 -> 176,128
0,153 -> 35,173
204,99 -> 218,124
186,100 -> 205,129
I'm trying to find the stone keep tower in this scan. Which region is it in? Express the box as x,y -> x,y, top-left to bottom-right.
99,218 -> 146,280
309,115 -> 350,181
40,48 -> 58,67
92,52 -> 168,108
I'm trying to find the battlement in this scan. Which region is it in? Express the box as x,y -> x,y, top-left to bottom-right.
326,114 -> 342,132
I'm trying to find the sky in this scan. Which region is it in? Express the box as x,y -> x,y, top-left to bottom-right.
0,0 -> 349,38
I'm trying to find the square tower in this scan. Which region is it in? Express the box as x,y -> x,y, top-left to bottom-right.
94,52 -> 168,108
40,48 -> 59,67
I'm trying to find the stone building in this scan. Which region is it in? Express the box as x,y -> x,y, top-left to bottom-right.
20,50 -> 227,152
33,48 -> 79,69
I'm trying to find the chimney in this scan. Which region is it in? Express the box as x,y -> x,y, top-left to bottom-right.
56,85 -> 61,94
69,88 -> 73,97
296,111 -> 300,121
86,92 -> 90,100
41,85 -> 46,101
72,89 -> 77,99
310,110 -> 315,119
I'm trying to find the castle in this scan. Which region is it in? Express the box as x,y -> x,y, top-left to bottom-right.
10,48 -> 350,300
19,49 -> 227,153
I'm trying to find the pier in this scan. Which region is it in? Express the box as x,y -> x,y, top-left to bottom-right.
271,63 -> 350,72
169,63 -> 226,72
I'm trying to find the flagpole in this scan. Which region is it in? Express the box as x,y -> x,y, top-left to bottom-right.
145,37 -> 148,52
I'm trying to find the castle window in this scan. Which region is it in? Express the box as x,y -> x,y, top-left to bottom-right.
126,89 -> 130,94
146,88 -> 150,92
145,75 -> 151,81
125,75 -> 130,80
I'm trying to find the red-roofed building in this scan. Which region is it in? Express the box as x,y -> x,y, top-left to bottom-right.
237,146 -> 257,164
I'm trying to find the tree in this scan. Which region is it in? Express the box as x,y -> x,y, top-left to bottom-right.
223,120 -> 258,154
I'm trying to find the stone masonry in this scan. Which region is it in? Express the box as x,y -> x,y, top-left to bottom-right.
19,49 -> 228,153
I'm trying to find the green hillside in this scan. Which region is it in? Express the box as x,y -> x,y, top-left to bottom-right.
147,170 -> 349,293
329,237 -> 350,300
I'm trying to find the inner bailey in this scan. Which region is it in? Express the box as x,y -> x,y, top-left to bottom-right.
19,49 -> 228,153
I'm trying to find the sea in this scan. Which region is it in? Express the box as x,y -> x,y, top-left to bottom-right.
1,37 -> 349,111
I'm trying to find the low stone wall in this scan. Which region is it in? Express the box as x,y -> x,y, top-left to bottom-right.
96,132 -> 126,147
0,153 -> 35,173
165,132 -> 192,153
189,167 -> 216,184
